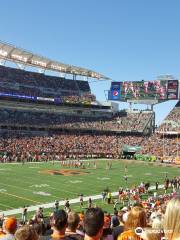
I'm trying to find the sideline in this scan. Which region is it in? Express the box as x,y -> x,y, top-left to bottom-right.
0,159 -> 110,165
1,185 -> 164,216
0,159 -> 178,167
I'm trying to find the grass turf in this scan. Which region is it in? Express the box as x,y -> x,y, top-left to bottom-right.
0,159 -> 179,213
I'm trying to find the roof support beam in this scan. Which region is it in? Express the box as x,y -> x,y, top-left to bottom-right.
0,40 -> 110,80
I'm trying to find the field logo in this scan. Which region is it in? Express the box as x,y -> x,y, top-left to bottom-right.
41,169 -> 90,176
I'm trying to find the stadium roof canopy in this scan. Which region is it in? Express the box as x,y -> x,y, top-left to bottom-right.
0,41 -> 110,80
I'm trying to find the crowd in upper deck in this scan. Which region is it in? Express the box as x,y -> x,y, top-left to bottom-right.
158,101 -> 180,132
0,108 -> 152,133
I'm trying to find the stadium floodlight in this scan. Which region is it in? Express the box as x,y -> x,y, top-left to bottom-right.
157,74 -> 175,80
0,40 -> 110,80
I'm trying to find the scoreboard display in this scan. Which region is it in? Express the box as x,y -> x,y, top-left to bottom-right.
167,80 -> 179,99
109,80 -> 179,101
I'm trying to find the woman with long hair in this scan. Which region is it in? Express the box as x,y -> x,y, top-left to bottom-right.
163,195 -> 180,240
117,206 -> 147,240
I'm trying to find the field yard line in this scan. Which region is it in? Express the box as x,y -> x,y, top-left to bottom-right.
1,169 -> 101,197
2,172 -> 78,196
16,173 -> 78,195
0,191 -> 41,204
0,181 -> 44,195
0,181 -> 60,200
0,203 -> 14,210
1,185 -> 164,216
0,179 -> 73,205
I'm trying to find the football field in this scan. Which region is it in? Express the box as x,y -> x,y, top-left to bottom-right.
0,160 -> 179,214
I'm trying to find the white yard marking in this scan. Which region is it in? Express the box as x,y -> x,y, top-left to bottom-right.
97,177 -> 110,180
69,180 -> 82,184
0,182 -> 41,194
29,167 -> 40,169
0,203 -> 14,209
7,174 -> 77,195
33,191 -> 51,196
30,184 -> 49,188
144,173 -> 152,175
0,189 -> 7,193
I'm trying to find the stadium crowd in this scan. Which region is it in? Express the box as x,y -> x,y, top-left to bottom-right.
62,111 -> 152,132
0,123 -> 178,163
0,108 -> 152,133
0,134 -> 145,162
0,181 -> 179,240
0,65 -> 95,104
158,101 -> 180,132
0,65 -> 90,93
141,134 -> 179,159
0,104 -> 178,162
61,93 -> 96,104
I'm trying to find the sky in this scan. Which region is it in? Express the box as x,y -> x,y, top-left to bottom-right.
0,0 -> 180,125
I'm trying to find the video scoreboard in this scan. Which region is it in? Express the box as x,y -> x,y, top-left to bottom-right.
108,80 -> 179,102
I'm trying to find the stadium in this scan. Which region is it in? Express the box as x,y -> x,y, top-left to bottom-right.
0,40 -> 179,240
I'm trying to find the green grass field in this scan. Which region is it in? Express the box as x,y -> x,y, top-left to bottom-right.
0,160 -> 179,215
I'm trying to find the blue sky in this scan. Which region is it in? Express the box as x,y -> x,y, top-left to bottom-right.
0,0 -> 180,125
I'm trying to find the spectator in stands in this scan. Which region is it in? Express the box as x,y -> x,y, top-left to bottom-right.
163,195 -> 180,240
32,207 -> 44,224
121,207 -> 130,223
0,65 -> 92,104
110,210 -> 119,228
112,211 -> 124,240
158,101 -> 180,132
14,225 -> 39,240
102,214 -> 113,240
84,208 -> 104,240
65,212 -> 83,240
0,214 -> 5,238
32,222 -> 50,240
0,108 -> 152,135
117,206 -> 147,240
0,217 -> 17,240
50,209 -> 70,240
0,133 -> 144,162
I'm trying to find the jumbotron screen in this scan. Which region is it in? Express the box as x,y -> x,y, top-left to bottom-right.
109,80 -> 179,101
